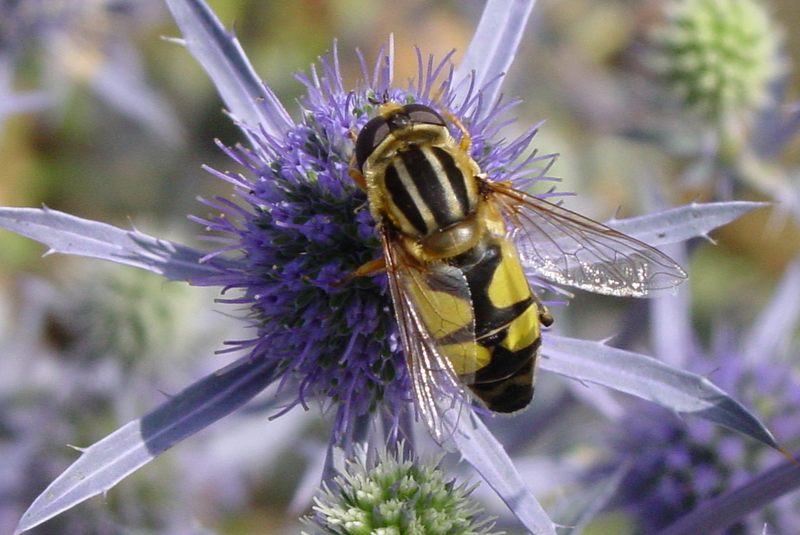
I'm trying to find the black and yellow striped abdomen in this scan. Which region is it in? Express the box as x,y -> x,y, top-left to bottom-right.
454,236 -> 543,412
404,234 -> 543,413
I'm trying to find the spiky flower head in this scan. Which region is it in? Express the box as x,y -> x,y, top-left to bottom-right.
605,344 -> 800,533
196,45 -> 555,439
649,0 -> 784,125
303,446 -> 499,535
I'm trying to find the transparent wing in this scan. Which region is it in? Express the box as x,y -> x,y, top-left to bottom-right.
380,230 -> 477,445
487,181 -> 687,297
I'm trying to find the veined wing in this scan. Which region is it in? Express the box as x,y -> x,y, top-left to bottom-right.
486,180 -> 687,297
380,229 -> 477,445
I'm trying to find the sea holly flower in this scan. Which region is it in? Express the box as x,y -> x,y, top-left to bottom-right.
592,256 -> 800,534
648,0 -> 785,129
0,270 -> 225,534
644,0 -> 800,220
0,0 -> 780,533
0,0 -> 180,142
303,445 -> 499,535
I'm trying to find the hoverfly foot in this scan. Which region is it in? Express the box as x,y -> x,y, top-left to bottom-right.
440,109 -> 472,154
333,257 -> 387,287
538,305 -> 554,328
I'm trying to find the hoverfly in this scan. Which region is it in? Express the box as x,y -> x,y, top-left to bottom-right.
349,101 -> 686,442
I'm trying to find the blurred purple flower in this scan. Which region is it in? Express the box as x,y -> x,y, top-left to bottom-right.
0,274 -> 225,535
598,257 -> 800,534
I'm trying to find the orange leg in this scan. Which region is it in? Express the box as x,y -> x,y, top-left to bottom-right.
352,256 -> 386,277
346,125 -> 369,191
441,109 -> 472,154
334,256 -> 386,287
349,168 -> 367,191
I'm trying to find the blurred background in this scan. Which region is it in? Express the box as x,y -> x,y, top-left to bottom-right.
1,0 -> 799,533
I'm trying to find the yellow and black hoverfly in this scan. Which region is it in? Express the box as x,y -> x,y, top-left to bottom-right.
350,101 -> 686,442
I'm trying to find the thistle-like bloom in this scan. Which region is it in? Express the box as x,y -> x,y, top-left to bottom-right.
645,0 -> 799,224
46,265 -> 208,364
649,0 -> 784,125
191,41 -> 557,441
598,259 -> 800,534
304,446 -> 498,535
0,1 -> 779,533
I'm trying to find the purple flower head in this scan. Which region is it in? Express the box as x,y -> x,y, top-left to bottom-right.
0,2 -> 778,533
190,42 -> 557,441
601,259 -> 800,534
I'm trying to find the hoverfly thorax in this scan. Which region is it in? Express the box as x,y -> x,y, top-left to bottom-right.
355,102 -> 483,262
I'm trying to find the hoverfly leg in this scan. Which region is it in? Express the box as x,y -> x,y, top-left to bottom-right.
333,256 -> 387,287
353,256 -> 387,277
349,168 -> 368,191
333,257 -> 386,286
533,295 -> 554,328
346,127 -> 369,190
441,109 -> 472,154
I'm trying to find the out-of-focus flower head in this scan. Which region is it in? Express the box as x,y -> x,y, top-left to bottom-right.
44,264 -> 207,365
303,445 -> 499,535
0,269 -> 223,534
610,367 -> 800,533
598,259 -> 800,533
644,0 -> 800,223
648,0 -> 785,130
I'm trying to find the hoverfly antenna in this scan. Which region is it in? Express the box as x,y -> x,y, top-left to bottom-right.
367,89 -> 391,107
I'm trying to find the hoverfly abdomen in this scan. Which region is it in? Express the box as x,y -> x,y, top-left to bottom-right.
455,235 -> 543,412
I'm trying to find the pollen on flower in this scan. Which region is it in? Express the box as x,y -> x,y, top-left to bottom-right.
192,43 -> 558,439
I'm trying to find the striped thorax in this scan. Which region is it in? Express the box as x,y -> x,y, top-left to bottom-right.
355,103 -> 483,261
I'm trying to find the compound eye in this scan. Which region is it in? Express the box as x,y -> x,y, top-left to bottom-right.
404,103 -> 446,126
355,116 -> 391,171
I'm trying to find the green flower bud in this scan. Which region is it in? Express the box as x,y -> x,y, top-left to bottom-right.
303,448 -> 499,535
48,265 -> 202,363
650,0 -> 784,124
